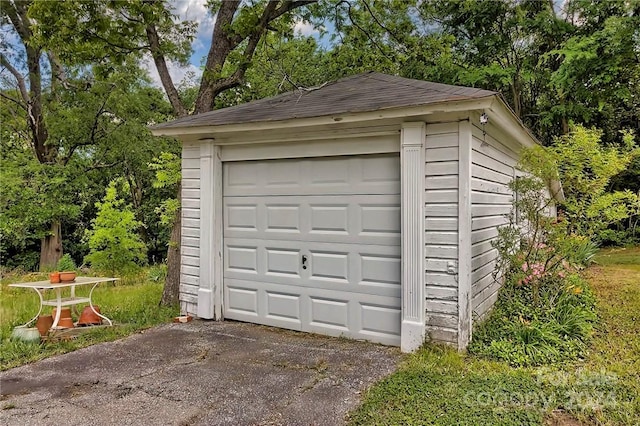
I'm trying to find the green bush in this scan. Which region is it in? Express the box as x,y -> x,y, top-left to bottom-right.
470,272 -> 597,367
56,253 -> 77,272
469,154 -> 598,367
147,263 -> 167,283
84,179 -> 147,276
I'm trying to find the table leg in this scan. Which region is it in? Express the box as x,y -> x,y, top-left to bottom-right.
70,285 -> 80,317
89,282 -> 113,326
19,287 -> 44,328
51,288 -> 64,328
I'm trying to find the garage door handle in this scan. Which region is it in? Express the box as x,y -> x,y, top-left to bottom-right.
302,255 -> 308,269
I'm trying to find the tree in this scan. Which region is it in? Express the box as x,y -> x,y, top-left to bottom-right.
550,126 -> 639,240
1,24 -> 175,271
1,1 -> 175,270
84,179 -> 147,276
1,0 -> 66,268
30,0 -> 318,306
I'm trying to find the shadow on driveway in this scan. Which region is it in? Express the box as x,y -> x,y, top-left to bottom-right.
0,321 -> 401,425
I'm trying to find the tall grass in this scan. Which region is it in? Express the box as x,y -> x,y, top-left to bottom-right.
0,269 -> 178,371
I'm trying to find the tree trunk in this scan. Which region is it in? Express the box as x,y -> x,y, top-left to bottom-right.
39,221 -> 62,270
161,185 -> 181,307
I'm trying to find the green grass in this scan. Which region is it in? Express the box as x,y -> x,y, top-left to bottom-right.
593,246 -> 640,265
349,247 -> 640,425
0,269 -> 178,371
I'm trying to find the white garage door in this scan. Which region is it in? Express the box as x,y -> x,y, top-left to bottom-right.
222,154 -> 401,345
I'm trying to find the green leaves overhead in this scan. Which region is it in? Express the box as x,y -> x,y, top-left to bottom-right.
29,0 -> 196,73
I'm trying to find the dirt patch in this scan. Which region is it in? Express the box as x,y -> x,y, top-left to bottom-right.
545,410 -> 589,426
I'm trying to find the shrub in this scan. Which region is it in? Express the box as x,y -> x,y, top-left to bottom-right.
551,126 -> 638,241
470,271 -> 597,367
147,263 -> 167,283
84,179 -> 147,276
56,253 -> 77,272
469,154 -> 598,367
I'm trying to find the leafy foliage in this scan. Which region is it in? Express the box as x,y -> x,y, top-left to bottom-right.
56,254 -> 76,272
552,126 -> 639,241
469,156 -> 598,367
84,180 -> 147,276
149,152 -> 181,227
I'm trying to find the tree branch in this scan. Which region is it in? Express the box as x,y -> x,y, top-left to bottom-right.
0,53 -> 30,105
336,0 -> 392,61
146,23 -> 188,117
195,0 -> 317,112
0,91 -> 27,111
47,52 -> 69,91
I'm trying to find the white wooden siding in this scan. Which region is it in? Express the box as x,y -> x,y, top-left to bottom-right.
180,141 -> 201,315
424,122 -> 460,345
470,123 -> 518,321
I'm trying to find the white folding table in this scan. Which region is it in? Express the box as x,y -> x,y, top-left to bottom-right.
9,277 -> 118,330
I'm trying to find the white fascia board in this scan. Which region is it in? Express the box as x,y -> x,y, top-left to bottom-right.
486,97 -> 540,148
150,97 -> 495,139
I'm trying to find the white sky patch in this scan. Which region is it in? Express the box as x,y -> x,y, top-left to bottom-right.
170,0 -> 215,65
142,55 -> 202,89
294,19 -> 319,37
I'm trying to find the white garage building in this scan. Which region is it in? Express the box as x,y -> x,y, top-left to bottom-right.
151,72 -> 559,352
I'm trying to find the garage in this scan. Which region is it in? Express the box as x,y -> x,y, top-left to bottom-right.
222,155 -> 402,345
151,71 -> 561,352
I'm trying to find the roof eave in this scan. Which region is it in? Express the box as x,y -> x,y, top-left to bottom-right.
150,96 -> 496,138
486,97 -> 565,203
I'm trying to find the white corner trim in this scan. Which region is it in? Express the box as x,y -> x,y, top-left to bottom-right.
401,320 -> 425,352
213,146 -> 223,320
457,121 -> 473,350
198,139 -> 215,319
400,122 -> 426,352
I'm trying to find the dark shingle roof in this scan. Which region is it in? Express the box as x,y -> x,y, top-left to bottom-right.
152,72 -> 496,130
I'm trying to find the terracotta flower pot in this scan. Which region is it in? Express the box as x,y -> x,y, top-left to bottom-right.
52,307 -> 72,321
77,306 -> 102,326
36,315 -> 54,336
49,272 -> 61,284
56,317 -> 75,329
60,271 -> 76,282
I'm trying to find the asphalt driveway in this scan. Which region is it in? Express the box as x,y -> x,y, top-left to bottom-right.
0,321 -> 401,425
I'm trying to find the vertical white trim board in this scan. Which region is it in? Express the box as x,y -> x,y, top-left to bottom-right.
400,122 -> 427,352
457,120 -> 473,349
197,140 -> 215,319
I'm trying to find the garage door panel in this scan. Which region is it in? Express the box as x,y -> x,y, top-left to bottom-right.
360,204 -> 401,236
360,304 -> 402,336
309,251 -> 350,282
225,196 -> 400,245
266,248 -> 301,277
266,205 -> 301,232
310,205 -> 349,234
309,297 -> 350,331
224,155 -> 400,196
309,158 -> 350,187
360,254 -> 401,286
223,154 -> 401,345
225,285 -> 259,316
225,245 -> 259,274
265,291 -> 302,324
226,205 -> 258,230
